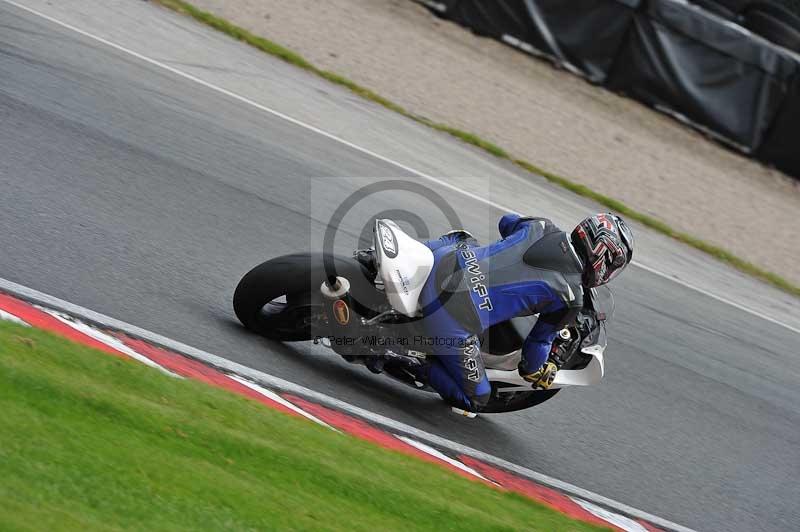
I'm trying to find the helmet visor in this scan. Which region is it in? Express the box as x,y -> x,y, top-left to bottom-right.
590,235 -> 628,286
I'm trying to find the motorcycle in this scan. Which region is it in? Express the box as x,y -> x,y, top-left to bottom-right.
233,219 -> 613,414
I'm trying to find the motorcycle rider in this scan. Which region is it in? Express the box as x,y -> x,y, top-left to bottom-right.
416,213 -> 634,414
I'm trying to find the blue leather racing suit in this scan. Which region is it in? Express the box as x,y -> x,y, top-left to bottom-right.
418,214 -> 585,411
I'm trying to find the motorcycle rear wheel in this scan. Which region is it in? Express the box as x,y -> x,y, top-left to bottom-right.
233,253 -> 378,341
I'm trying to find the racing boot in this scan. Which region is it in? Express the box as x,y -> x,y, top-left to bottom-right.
366,349 -> 424,375
364,354 -> 385,374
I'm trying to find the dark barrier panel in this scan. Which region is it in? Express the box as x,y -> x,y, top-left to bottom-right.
689,1 -> 746,19
605,0 -> 797,151
756,74 -> 800,174
417,0 -> 800,177
448,0 -> 639,82
417,0 -> 461,15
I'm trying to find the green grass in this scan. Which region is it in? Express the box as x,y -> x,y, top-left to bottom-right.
0,321 -> 607,531
154,0 -> 800,299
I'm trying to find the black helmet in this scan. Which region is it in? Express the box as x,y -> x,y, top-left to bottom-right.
571,213 -> 634,288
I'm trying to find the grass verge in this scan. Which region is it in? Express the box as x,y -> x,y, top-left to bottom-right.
154,0 -> 799,299
0,321 -> 607,531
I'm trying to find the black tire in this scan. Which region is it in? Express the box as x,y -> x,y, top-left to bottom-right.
481,388 -> 560,413
233,253 -> 379,341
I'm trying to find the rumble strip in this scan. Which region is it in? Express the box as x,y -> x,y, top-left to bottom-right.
0,291 -> 669,532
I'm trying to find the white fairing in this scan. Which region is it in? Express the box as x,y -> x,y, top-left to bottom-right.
374,219 -> 434,317
552,344 -> 605,386
484,343 -> 606,391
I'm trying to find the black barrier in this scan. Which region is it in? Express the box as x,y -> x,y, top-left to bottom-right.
417,0 -> 800,178
448,0 -> 640,82
757,74 -> 800,175
690,1 -> 745,19
606,0 -> 797,151
417,0 -> 460,14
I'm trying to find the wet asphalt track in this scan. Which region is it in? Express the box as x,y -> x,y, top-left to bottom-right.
1,3 -> 799,530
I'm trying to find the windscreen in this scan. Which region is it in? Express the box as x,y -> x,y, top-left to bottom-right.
588,285 -> 615,323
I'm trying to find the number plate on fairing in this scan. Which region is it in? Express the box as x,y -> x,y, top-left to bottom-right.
374,219 -> 434,317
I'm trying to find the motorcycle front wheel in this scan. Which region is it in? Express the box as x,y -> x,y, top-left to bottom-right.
481,386 -> 560,413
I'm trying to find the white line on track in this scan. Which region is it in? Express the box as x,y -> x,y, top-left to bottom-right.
0,276 -> 695,532
3,0 -> 797,337
395,435 -> 494,483
572,498 -> 651,532
228,374 -> 339,432
633,261 -> 800,336
39,307 -> 181,378
0,308 -> 30,326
